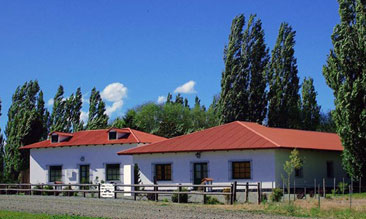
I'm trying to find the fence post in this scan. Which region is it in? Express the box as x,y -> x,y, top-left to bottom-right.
304,186 -> 306,200
5,184 -> 8,195
233,181 -> 237,202
245,182 -> 249,203
178,184 -> 182,204
98,183 -> 101,199
134,184 -> 137,201
203,184 -> 206,204
30,184 -> 33,196
349,185 -> 352,209
41,184 -> 44,196
17,184 -> 19,195
154,177 -> 158,202
114,185 -> 117,199
257,182 -> 261,205
360,177 -> 362,193
230,182 -> 234,205
293,180 -> 296,201
314,179 -> 316,198
323,178 -> 325,197
333,178 -> 336,194
318,184 -> 320,208
342,178 -> 345,195
54,185 -> 56,196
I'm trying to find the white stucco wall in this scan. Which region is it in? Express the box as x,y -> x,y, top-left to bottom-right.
274,149 -> 348,188
30,144 -> 138,184
132,149 -> 277,189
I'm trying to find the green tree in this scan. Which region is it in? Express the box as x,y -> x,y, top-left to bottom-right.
68,87 -> 83,132
318,111 -> 336,133
50,85 -> 69,132
0,99 -> 4,182
219,14 -> 269,124
86,87 -> 108,130
242,15 -> 269,123
268,23 -> 301,129
322,0 -> 366,178
4,81 -> 48,182
134,103 -> 161,134
175,93 -> 184,105
157,102 -> 191,138
219,14 -> 245,123
300,77 -> 321,130
283,149 -> 302,203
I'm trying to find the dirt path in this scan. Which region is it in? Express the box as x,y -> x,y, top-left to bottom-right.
0,195 -> 297,219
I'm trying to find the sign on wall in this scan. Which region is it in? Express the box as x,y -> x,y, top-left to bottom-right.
100,183 -> 115,198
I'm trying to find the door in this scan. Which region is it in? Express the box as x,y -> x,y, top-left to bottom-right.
193,163 -> 208,185
79,165 -> 90,184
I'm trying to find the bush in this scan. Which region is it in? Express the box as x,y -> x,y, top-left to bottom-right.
338,182 -> 348,194
172,187 -> 188,203
43,185 -> 54,196
62,185 -> 77,196
205,195 -> 221,205
222,187 -> 231,204
270,188 -> 283,202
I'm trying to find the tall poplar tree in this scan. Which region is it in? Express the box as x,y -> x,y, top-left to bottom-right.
68,87 -> 83,132
50,85 -> 68,132
242,15 -> 269,123
323,0 -> 366,178
87,87 -> 108,130
267,23 -> 300,129
219,14 -> 244,123
4,81 -> 48,182
300,77 -> 321,131
219,14 -> 269,124
0,99 -> 4,182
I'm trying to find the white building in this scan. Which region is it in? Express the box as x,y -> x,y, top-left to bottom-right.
21,128 -> 166,184
118,121 -> 347,189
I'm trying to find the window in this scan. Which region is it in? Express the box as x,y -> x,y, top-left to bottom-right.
295,167 -> 303,178
109,131 -> 117,140
327,161 -> 334,178
49,166 -> 62,182
232,161 -> 251,179
155,164 -> 171,181
51,135 -> 58,143
106,164 -> 120,181
79,165 -> 90,183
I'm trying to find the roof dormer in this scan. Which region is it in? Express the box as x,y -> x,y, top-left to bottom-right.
49,132 -> 73,143
108,128 -> 130,141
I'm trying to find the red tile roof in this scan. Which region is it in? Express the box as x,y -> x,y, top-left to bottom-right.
117,121 -> 343,155
20,128 -> 167,150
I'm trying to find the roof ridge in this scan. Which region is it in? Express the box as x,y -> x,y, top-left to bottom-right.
128,128 -> 141,143
236,121 -> 281,147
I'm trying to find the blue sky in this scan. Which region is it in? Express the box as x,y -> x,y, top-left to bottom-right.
0,0 -> 339,131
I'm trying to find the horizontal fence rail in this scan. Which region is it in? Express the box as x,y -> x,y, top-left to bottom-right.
0,181 -> 262,205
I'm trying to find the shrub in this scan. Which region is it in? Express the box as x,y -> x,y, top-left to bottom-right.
172,187 -> 188,203
222,187 -> 231,204
205,195 -> 221,205
62,185 -> 76,196
43,185 -> 54,196
33,185 -> 42,195
270,188 -> 283,202
338,182 -> 348,194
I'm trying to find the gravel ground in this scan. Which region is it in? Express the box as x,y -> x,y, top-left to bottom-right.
0,195 -> 296,219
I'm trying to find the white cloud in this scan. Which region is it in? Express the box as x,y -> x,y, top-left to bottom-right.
47,98 -> 54,106
157,96 -> 166,104
174,80 -> 196,94
80,111 -> 89,123
100,82 -> 128,116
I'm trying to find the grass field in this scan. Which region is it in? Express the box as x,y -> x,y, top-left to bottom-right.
0,210 -> 103,219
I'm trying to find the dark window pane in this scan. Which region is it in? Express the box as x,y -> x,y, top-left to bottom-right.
155,164 -> 171,181
51,135 -> 58,143
109,131 -> 117,140
49,166 -> 62,182
232,161 -> 251,179
106,164 -> 120,181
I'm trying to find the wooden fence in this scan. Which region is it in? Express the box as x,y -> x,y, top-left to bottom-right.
0,182 -> 262,205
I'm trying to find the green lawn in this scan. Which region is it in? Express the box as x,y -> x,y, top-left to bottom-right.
0,211 -> 104,219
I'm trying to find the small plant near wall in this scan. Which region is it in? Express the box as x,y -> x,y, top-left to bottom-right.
270,188 -> 283,202
283,149 -> 303,203
223,187 -> 231,204
172,187 -> 189,203
205,196 -> 221,205
338,182 -> 348,194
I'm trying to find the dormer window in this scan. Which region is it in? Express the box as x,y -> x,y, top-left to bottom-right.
51,135 -> 59,143
109,131 -> 117,140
